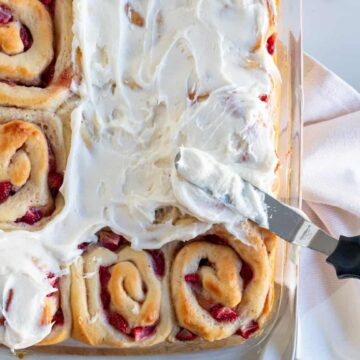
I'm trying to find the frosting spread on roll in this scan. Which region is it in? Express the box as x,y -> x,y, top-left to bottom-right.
48,0 -> 277,251
0,0 -> 279,266
0,237 -> 61,349
173,147 -> 268,228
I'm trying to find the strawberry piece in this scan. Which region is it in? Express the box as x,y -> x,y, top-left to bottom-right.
108,311 -> 129,334
0,181 -> 13,204
50,277 -> 60,288
52,308 -> 64,326
41,0 -> 54,5
20,26 -> 33,51
0,5 -> 12,24
99,266 -> 111,309
16,208 -> 43,225
98,230 -> 125,251
259,94 -> 269,102
147,250 -> 165,277
266,33 -> 277,55
240,262 -> 253,289
47,276 -> 60,297
175,328 -> 198,341
209,304 -> 238,322
132,325 -> 156,341
101,291 -> 111,310
77,242 -> 91,250
0,317 -> 5,326
99,266 -> 111,288
184,273 -> 200,284
47,272 -> 55,279
41,63 -> 56,87
48,172 -> 63,197
5,289 -> 13,312
236,320 -> 259,339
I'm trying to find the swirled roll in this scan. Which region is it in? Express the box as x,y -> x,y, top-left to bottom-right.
0,0 -> 73,110
71,229 -> 173,347
0,237 -> 72,350
0,107 -> 66,229
170,224 -> 276,342
0,270 -> 71,349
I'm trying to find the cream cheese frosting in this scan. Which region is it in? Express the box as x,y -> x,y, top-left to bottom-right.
173,147 -> 269,227
0,237 -> 61,349
0,0 -> 279,349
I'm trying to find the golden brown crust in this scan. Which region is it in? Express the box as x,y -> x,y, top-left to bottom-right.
170,223 -> 273,342
0,0 -> 73,110
0,107 -> 66,229
71,242 -> 173,348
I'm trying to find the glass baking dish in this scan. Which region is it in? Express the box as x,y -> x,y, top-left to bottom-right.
1,0 -> 303,358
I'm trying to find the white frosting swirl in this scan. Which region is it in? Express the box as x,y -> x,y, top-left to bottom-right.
173,147 -> 268,227
0,237 -> 60,350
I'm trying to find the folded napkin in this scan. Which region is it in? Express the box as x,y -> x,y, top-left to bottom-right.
297,56 -> 360,359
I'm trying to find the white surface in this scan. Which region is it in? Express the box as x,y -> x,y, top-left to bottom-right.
298,56 -> 360,359
304,0 -> 360,91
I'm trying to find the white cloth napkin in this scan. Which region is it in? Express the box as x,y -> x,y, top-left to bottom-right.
297,56 -> 360,359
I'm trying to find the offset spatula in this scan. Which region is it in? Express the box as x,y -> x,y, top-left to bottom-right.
173,147 -> 359,279
261,192 -> 360,279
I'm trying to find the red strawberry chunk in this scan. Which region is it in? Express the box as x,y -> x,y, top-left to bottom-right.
16,208 -> 43,225
99,266 -> 111,289
47,272 -> 55,279
77,242 -> 91,250
51,277 -> 60,288
266,33 -> 277,55
240,262 -> 253,289
48,172 -> 63,197
5,289 -> 13,312
100,290 -> 111,310
20,26 -> 33,51
259,94 -> 269,102
41,63 -> 56,87
0,6 -> 12,24
0,317 -> 5,326
98,230 -> 125,251
52,308 -> 64,326
175,328 -> 198,341
132,325 -> 156,341
108,311 -> 129,334
47,276 -> 60,297
147,250 -> 165,277
209,304 -> 238,322
184,273 -> 200,284
236,320 -> 259,339
0,181 -> 13,204
99,266 -> 111,309
41,0 -> 54,5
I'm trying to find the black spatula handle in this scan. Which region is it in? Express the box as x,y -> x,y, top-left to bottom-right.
326,235 -> 360,279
